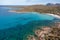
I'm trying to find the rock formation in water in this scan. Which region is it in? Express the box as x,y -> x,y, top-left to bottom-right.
27,22 -> 60,40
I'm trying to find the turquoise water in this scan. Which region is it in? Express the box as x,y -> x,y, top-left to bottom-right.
0,7 -> 58,40
0,7 -> 55,29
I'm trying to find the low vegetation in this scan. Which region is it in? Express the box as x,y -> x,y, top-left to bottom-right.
11,5 -> 60,15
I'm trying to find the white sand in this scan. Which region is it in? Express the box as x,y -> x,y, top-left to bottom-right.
8,10 -> 30,13
8,10 -> 16,12
47,14 -> 60,19
9,10 -> 60,19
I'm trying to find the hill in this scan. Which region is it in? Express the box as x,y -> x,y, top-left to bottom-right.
8,5 -> 60,16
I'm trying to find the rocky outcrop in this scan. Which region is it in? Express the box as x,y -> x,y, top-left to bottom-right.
27,22 -> 60,40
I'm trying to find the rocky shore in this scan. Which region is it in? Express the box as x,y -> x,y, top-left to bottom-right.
27,22 -> 60,40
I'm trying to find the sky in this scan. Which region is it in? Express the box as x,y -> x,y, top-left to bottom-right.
0,0 -> 60,5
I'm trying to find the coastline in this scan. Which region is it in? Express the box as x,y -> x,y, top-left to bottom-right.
8,10 -> 39,13
27,22 -> 60,40
47,13 -> 60,19
8,10 -> 23,13
9,10 -> 60,19
8,10 -> 32,13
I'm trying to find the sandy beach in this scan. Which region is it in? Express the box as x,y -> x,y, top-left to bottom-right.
9,10 -> 60,19
8,10 -> 21,13
47,13 -> 60,19
8,10 -> 31,13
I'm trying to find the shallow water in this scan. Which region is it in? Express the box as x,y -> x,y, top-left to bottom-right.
0,6 -> 58,40
0,7 -> 55,29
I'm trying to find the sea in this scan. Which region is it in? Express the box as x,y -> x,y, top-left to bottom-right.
0,6 -> 59,40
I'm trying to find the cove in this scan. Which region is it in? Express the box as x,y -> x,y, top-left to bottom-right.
0,7 -> 59,40
0,7 -> 55,29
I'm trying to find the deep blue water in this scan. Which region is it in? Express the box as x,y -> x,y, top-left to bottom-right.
0,7 -> 56,29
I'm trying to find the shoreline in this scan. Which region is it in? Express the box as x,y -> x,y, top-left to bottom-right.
8,10 -> 23,13
8,10 -> 39,13
8,10 -> 27,13
9,10 -> 60,19
47,13 -> 60,19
